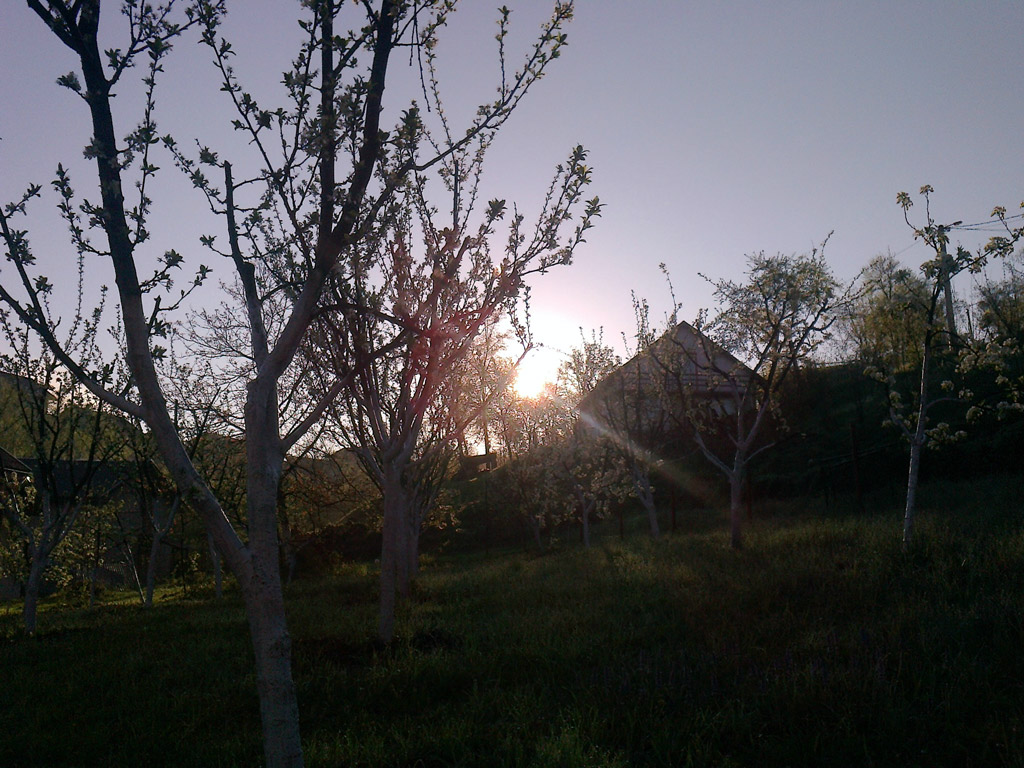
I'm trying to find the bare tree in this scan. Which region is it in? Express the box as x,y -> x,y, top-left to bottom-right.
321,139 -> 598,640
0,1 -> 588,764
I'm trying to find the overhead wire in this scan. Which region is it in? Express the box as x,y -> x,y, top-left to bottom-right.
950,211 -> 1024,232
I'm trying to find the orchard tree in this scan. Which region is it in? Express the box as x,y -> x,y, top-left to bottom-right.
122,359 -> 233,607
495,440 -> 569,549
558,327 -> 621,405
554,430 -> 627,548
447,319 -> 516,458
842,252 -> 931,371
885,187 -> 1024,549
976,250 -> 1024,343
278,447 -> 376,585
123,430 -> 180,608
321,139 -> 598,641
580,307 -> 671,539
0,308 -> 128,634
0,2 -> 589,764
484,330 -> 623,550
649,247 -> 844,549
554,329 -> 624,547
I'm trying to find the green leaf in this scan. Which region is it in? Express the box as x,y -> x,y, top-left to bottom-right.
56,72 -> 82,93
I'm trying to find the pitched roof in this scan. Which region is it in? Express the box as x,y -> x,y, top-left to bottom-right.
0,447 -> 30,475
579,320 -> 755,414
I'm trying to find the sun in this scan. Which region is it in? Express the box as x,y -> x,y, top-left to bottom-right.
512,348 -> 562,398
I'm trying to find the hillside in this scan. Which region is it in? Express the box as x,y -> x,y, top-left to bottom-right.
2,475 -> 1022,767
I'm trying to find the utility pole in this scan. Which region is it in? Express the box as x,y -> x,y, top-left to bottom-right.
934,222 -> 960,349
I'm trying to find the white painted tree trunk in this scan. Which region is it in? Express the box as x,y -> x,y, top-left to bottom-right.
144,529 -> 163,608
243,574 -> 302,768
379,467 -> 428,640
903,329 -> 933,552
208,532 -> 223,599
23,547 -> 46,636
406,518 -> 420,583
242,389 -> 304,767
903,437 -> 923,550
395,503 -> 411,599
574,487 -> 595,549
632,464 -> 660,538
529,514 -> 543,550
729,469 -> 744,550
378,471 -> 403,643
121,538 -> 146,605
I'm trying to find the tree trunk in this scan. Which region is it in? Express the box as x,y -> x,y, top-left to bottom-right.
729,470 -> 744,550
647,505 -> 660,538
88,527 -> 102,609
406,519 -> 420,582
379,511 -> 398,643
242,384 -> 303,767
242,575 -> 303,768
145,498 -> 178,607
144,528 -> 163,608
123,538 -> 146,605
378,474 -> 402,643
633,466 -> 659,539
670,486 -> 677,532
904,328 -> 933,552
530,515 -> 543,550
581,501 -> 591,549
903,437 -> 923,551
23,547 -> 46,636
285,548 -> 298,588
395,502 -> 411,599
208,532 -> 223,599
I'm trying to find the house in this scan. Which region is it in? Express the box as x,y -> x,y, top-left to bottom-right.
457,451 -> 498,479
0,454 -> 177,598
0,447 -> 31,477
0,446 -> 33,599
578,320 -> 759,436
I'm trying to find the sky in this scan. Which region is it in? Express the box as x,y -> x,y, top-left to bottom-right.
2,1 -> 1023,392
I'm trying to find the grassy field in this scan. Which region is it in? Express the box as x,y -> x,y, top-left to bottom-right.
2,478 -> 1023,767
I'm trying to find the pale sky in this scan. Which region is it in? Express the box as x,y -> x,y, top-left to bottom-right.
2,1 -> 1023,387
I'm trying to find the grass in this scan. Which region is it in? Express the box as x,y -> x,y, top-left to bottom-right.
2,476 -> 1023,766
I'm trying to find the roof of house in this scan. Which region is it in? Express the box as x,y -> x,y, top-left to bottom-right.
0,447 -> 31,475
579,320 -> 756,415
0,371 -> 49,400
13,457 -> 171,505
